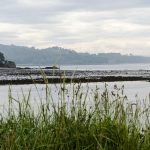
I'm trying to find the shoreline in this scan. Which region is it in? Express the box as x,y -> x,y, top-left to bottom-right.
0,68 -> 150,84
0,76 -> 149,85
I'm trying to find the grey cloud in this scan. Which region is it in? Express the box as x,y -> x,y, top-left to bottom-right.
0,0 -> 150,55
0,0 -> 150,24
53,0 -> 150,12
0,31 -> 18,38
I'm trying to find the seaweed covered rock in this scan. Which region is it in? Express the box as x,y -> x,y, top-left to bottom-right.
0,52 -> 16,68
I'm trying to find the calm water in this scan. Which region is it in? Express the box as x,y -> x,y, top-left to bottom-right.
18,63 -> 150,70
1,64 -> 150,112
60,64 -> 150,70
0,81 -> 150,113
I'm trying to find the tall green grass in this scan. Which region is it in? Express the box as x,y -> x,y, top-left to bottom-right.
0,81 -> 150,150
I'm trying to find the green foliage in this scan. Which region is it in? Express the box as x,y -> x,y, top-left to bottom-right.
0,51 -> 16,68
0,82 -> 150,150
0,52 -> 5,61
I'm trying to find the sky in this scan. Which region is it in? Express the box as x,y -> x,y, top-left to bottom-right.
0,0 -> 150,55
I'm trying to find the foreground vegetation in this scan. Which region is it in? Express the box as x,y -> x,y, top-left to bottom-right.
0,82 -> 150,150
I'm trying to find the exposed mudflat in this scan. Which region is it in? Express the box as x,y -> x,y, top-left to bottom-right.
0,68 -> 150,84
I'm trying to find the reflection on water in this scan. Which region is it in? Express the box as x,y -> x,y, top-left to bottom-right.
0,81 -> 150,110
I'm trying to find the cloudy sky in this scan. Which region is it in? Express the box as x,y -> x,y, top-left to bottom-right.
0,0 -> 150,55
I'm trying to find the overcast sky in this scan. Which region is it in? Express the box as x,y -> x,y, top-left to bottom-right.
0,0 -> 150,55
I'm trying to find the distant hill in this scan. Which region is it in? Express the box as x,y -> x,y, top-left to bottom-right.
0,44 -> 150,65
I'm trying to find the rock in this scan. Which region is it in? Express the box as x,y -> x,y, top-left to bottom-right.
24,67 -> 31,69
44,66 -> 59,69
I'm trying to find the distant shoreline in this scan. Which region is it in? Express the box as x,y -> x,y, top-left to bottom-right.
0,76 -> 148,85
0,68 -> 150,85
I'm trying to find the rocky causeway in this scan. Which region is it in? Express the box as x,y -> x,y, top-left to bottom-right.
0,67 -> 150,85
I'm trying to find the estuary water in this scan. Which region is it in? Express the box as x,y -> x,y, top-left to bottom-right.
1,64 -> 150,112
18,63 -> 150,70
60,63 -> 150,70
0,81 -> 150,113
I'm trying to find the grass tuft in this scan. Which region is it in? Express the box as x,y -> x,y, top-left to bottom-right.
0,81 -> 150,150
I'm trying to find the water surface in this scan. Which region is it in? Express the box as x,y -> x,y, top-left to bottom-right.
0,81 -> 150,111
18,63 -> 150,71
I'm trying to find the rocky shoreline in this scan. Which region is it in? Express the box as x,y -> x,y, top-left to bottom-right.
0,68 -> 150,85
